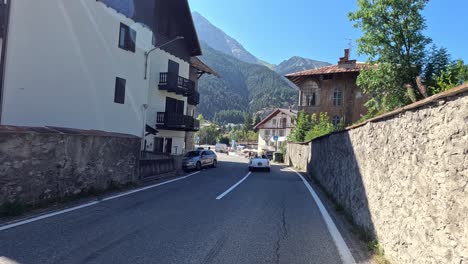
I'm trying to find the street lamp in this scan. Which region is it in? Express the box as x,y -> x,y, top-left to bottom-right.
144,36 -> 184,79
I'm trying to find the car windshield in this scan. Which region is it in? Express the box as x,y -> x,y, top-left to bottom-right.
185,151 -> 200,158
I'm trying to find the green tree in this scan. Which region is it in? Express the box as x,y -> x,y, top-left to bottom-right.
243,113 -> 253,132
253,115 -> 262,127
349,0 -> 432,112
245,130 -> 258,142
195,125 -> 220,145
423,45 -> 451,91
288,112 -> 313,142
432,60 -> 468,94
196,114 -> 205,121
213,110 -> 246,125
219,136 -> 230,146
304,113 -> 335,142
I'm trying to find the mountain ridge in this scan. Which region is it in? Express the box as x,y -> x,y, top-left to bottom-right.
192,11 -> 260,65
192,11 -> 331,75
197,42 -> 298,120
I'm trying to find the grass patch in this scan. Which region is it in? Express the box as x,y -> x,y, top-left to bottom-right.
0,200 -> 27,217
368,240 -> 391,264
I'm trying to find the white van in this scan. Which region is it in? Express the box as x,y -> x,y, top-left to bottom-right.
215,143 -> 228,153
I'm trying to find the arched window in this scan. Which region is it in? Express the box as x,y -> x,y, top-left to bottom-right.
333,88 -> 343,106
332,116 -> 341,126
301,80 -> 319,106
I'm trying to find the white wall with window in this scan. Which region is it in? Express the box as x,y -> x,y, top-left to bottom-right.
143,34 -> 191,156
0,0 -> 155,136
255,109 -> 297,153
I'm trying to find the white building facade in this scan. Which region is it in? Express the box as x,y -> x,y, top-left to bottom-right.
254,109 -> 297,153
0,0 -> 209,155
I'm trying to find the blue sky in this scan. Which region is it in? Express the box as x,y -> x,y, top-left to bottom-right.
188,0 -> 468,65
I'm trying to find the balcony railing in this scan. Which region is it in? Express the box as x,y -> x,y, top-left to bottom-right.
156,112 -> 199,131
188,91 -> 200,105
159,72 -> 195,96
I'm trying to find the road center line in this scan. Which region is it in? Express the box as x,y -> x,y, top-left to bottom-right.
0,171 -> 200,232
288,168 -> 356,264
216,172 -> 252,200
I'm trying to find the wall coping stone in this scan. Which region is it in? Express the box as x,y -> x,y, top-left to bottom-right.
289,83 -> 468,144
0,125 -> 139,139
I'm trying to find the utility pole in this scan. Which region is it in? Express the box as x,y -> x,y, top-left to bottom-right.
275,119 -> 278,152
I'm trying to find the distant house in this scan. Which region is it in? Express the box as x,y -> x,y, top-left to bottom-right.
254,108 -> 297,153
0,0 -> 216,155
285,49 -> 367,126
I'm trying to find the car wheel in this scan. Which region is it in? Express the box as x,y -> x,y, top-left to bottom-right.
196,162 -> 202,171
212,160 -> 217,168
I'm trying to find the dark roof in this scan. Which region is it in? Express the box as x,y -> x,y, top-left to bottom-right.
190,57 -> 219,77
182,0 -> 202,56
98,0 -> 201,57
254,108 -> 297,130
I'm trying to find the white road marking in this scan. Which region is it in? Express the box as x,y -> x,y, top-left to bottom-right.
216,172 -> 252,200
0,171 -> 200,232
289,168 -> 356,264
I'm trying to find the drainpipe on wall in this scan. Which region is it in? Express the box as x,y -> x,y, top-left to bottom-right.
140,104 -> 148,151
0,0 -> 12,123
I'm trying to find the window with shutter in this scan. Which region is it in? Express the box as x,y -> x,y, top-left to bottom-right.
114,77 -> 126,104
118,23 -> 136,52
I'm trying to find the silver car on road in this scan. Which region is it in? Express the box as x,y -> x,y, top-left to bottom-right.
183,150 -> 218,171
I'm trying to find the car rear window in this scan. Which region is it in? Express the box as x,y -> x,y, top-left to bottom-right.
185,151 -> 200,157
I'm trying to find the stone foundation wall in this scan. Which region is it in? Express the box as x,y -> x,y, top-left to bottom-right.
287,86 -> 468,264
0,127 -> 140,206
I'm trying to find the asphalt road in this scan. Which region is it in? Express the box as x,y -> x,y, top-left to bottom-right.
0,154 -> 346,264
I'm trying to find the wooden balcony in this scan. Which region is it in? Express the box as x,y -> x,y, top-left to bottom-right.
158,72 -> 195,96
156,112 -> 199,132
188,91 -> 200,105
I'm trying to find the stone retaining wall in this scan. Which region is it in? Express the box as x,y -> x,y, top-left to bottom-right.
0,127 -> 140,207
286,85 -> 468,264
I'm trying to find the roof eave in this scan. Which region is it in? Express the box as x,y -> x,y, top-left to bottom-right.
185,1 -> 202,56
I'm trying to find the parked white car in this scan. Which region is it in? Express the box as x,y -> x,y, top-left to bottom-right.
215,143 -> 228,153
248,155 -> 271,172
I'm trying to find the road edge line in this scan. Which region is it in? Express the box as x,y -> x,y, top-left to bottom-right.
0,171 -> 200,232
216,172 -> 252,200
289,168 -> 356,264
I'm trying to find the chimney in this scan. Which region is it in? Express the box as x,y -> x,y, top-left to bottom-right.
338,48 -> 356,68
339,49 -> 350,63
